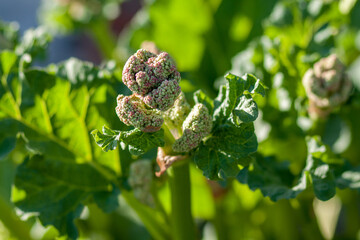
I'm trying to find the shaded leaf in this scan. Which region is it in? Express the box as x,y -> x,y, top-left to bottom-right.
237,136 -> 358,201
14,155 -> 113,239
237,156 -> 305,201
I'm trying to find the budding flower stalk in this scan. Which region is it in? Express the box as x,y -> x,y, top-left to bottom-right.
302,54 -> 352,118
172,103 -> 212,153
115,94 -> 163,132
116,49 -> 183,132
122,49 -> 181,111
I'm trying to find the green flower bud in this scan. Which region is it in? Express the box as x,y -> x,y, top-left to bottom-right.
115,94 -> 164,132
172,103 -> 212,152
163,92 -> 191,127
122,49 -> 181,111
302,54 -> 352,118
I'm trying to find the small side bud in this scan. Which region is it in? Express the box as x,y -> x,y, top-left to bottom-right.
172,103 -> 212,152
115,94 -> 164,132
122,49 -> 181,111
128,160 -> 154,207
302,54 -> 352,118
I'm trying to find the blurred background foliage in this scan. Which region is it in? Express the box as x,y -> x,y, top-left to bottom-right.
1,0 -> 360,239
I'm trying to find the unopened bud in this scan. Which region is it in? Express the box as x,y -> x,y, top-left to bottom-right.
302,54 -> 352,118
122,49 -> 181,111
115,94 -> 163,132
172,104 -> 212,152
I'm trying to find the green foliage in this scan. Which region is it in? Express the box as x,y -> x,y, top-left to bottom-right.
1,0 -> 360,239
193,73 -> 265,179
238,136 -> 360,202
0,36 -> 123,238
92,126 -> 165,155
14,155 -> 115,239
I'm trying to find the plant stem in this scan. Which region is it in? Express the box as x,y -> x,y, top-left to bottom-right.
169,162 -> 196,240
0,196 -> 32,240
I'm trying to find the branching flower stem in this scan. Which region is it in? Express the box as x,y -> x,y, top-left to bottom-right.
162,123 -> 196,240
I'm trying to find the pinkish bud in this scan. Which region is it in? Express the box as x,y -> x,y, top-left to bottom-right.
302,54 -> 352,118
115,94 -> 164,132
172,103 -> 212,152
122,49 -> 181,111
141,79 -> 181,111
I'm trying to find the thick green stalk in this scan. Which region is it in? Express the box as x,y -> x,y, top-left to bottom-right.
162,124 -> 196,240
169,162 -> 196,240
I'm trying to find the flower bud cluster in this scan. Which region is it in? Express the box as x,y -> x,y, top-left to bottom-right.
116,94 -> 163,132
172,103 -> 212,152
122,49 -> 181,111
302,54 -> 352,118
163,92 -> 191,127
128,160 -> 154,207
116,49 -> 182,132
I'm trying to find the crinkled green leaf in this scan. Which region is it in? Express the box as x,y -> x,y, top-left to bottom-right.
91,126 -> 120,152
194,73 -> 264,180
237,73 -> 267,97
237,136 -> 359,201
213,73 -> 265,125
194,123 -> 257,180
231,95 -> 258,124
92,125 -> 165,156
194,73 -> 265,179
122,128 -> 165,155
193,89 -> 214,114
237,156 -> 306,201
213,73 -> 238,123
14,155 -> 113,239
193,146 -> 239,180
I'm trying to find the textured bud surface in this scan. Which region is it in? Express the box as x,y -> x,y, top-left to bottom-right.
302,54 -> 352,118
163,92 -> 191,127
128,160 -> 154,206
141,80 -> 181,111
116,94 -> 164,132
173,103 -> 212,152
122,49 -> 181,111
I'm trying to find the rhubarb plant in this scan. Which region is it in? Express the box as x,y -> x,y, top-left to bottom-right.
1,0 -> 360,239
